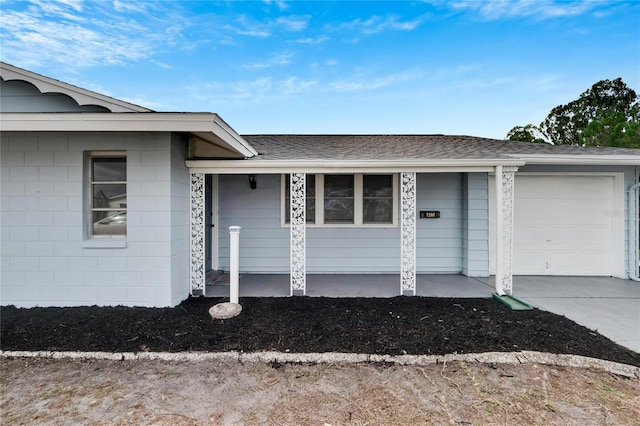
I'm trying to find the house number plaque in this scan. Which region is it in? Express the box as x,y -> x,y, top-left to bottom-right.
420,211 -> 440,219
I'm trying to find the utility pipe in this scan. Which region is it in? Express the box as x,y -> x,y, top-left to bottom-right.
229,226 -> 241,303
628,182 -> 640,282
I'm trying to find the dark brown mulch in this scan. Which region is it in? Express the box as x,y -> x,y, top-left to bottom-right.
1,297 -> 638,367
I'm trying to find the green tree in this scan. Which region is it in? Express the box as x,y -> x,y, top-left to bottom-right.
506,124 -> 547,143
507,78 -> 640,148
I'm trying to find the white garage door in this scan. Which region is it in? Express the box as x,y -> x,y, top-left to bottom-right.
490,174 -> 623,276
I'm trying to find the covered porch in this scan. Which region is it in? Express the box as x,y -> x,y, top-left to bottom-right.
205,273 -> 495,298
187,166 -> 521,298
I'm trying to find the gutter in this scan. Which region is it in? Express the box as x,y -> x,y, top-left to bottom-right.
185,158 -> 526,174
510,154 -> 640,166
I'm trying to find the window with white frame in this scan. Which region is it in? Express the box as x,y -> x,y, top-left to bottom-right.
282,173 -> 397,226
87,152 -> 127,237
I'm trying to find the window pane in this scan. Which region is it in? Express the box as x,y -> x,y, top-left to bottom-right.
324,175 -> 354,197
93,157 -> 126,181
306,199 -> 316,224
363,199 -> 393,223
306,175 -> 316,197
93,184 -> 127,209
92,210 -> 126,235
324,175 -> 354,223
363,175 -> 393,224
325,199 -> 354,223
363,175 -> 392,197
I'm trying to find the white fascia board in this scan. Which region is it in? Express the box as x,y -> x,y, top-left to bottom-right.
212,114 -> 258,157
0,112 -> 257,158
185,159 -> 525,174
512,154 -> 640,166
1,62 -> 151,113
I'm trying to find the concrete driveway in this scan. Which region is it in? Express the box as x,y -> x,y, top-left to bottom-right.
498,276 -> 640,354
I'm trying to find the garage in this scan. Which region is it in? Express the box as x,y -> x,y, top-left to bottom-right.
490,173 -> 624,277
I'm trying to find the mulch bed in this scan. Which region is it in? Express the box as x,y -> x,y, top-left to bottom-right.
1,296 -> 638,367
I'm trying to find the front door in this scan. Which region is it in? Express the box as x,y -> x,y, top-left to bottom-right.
204,174 -> 219,272
205,175 -> 212,272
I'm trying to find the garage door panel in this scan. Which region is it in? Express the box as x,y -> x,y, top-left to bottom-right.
513,250 -> 548,274
490,174 -> 619,276
515,250 -> 615,275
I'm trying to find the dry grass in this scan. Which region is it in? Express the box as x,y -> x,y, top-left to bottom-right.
1,357 -> 639,425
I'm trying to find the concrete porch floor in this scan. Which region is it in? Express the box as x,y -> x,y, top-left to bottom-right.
205,274 -> 640,354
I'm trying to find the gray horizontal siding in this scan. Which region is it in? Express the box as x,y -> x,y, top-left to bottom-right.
416,173 -> 463,273
218,173 -> 466,274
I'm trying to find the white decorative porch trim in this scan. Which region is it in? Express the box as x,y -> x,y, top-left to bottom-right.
190,173 -> 206,294
494,166 -> 518,295
401,172 -> 417,295
290,173 -> 306,295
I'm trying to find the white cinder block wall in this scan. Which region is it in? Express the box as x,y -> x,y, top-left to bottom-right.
1,131 -> 190,307
169,133 -> 190,305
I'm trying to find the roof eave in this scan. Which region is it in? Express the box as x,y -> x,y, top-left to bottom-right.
185,158 -> 526,174
0,112 -> 257,158
512,154 -> 640,166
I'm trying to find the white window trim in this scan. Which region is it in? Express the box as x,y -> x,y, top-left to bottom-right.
83,150 -> 127,245
281,173 -> 398,228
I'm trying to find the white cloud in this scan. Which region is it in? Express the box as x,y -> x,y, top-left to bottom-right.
282,76 -> 318,95
295,35 -> 329,44
340,14 -> 428,35
0,1 -> 190,68
329,70 -> 426,92
245,52 -> 294,69
276,16 -> 309,31
195,75 -> 318,105
263,0 -> 289,11
225,14 -> 310,38
450,0 -> 600,20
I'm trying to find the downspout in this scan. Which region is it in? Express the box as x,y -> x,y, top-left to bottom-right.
628,180 -> 640,282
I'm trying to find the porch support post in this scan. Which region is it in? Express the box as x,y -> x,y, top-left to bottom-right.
494,166 -> 517,295
229,226 -> 241,304
290,173 -> 306,295
401,172 -> 417,295
189,173 -> 206,295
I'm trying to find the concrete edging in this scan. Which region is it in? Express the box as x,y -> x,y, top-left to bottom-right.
2,350 -> 638,378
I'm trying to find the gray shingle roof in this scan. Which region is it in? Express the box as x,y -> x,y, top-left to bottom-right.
241,134 -> 640,161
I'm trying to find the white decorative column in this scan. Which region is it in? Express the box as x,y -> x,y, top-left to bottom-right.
494,166 -> 517,295
290,173 -> 306,295
229,226 -> 241,304
401,172 -> 417,295
190,173 -> 206,295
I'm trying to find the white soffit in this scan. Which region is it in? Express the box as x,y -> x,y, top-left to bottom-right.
0,112 -> 258,158
0,62 -> 151,113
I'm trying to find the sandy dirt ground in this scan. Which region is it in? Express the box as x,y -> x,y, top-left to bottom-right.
1,357 -> 639,425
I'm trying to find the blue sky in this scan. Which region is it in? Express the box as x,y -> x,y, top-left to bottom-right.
1,0 -> 638,139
